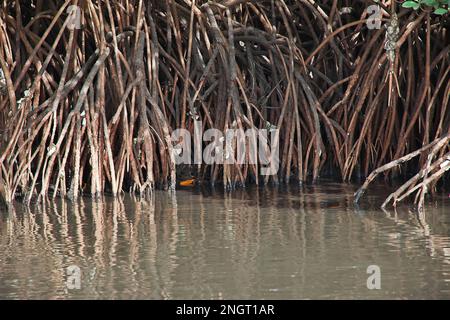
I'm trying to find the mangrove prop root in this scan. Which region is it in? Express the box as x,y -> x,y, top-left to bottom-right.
0,1 -> 448,208
355,134 -> 450,208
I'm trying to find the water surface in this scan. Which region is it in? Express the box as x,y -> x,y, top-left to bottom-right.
1,183 -> 450,299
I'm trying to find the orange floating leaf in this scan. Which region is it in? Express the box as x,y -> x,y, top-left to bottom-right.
179,179 -> 195,187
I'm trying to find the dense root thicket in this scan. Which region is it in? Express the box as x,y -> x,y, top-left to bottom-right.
0,0 -> 449,207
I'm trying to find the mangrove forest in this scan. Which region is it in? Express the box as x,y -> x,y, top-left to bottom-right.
0,0 -> 449,210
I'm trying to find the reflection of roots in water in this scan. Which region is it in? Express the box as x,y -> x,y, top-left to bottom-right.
379,206 -> 450,265
0,186 -> 449,298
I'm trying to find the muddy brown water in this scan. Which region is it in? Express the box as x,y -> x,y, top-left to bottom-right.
0,182 -> 449,299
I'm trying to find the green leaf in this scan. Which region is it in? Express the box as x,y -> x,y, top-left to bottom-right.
402,1 -> 420,9
433,7 -> 448,14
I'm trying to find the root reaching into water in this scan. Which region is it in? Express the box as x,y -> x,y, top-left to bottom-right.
355,133 -> 450,210
0,1 -> 448,207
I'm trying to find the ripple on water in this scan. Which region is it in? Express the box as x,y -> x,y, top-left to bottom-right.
0,185 -> 450,299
